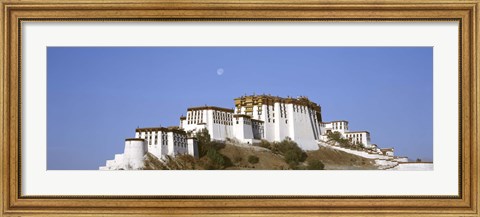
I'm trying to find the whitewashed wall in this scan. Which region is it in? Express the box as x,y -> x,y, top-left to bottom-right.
123,139 -> 147,169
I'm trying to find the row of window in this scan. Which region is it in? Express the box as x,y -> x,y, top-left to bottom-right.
139,132 -> 187,146
173,140 -> 188,149
239,104 -> 313,117
346,134 -> 363,139
213,111 -> 232,121
188,110 -> 204,122
293,105 -> 309,114
214,120 -> 233,125
332,122 -> 348,130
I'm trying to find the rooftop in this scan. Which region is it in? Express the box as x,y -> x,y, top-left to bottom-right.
380,148 -> 394,151
136,126 -> 186,134
345,131 -> 370,134
187,105 -> 234,113
322,120 -> 349,124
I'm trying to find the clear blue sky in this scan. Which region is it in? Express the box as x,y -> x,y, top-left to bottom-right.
47,47 -> 433,170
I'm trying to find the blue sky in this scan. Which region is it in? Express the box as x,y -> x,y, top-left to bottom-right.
47,47 -> 433,170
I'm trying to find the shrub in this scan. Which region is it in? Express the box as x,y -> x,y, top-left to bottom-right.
284,150 -> 303,165
272,138 -> 306,167
260,138 -> 308,169
247,155 -> 259,164
206,149 -> 225,169
258,140 -> 272,150
307,159 -> 325,170
195,129 -> 226,158
326,131 -> 342,142
327,131 -> 352,148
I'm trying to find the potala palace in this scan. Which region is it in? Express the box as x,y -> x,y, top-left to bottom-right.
100,94 -> 401,170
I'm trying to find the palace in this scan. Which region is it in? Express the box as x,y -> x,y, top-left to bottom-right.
99,94 -> 386,170
181,95 -> 324,150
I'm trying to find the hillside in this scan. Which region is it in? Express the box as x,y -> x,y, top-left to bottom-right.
143,141 -> 379,170
221,143 -> 378,170
306,146 -> 377,170
219,144 -> 289,170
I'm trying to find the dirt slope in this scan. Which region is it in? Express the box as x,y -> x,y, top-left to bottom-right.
306,146 -> 378,170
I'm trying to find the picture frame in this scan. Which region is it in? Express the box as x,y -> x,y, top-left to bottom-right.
1,0 -> 478,216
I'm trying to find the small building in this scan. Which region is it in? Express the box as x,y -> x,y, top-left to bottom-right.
321,120 -> 349,135
135,126 -> 197,159
345,131 -> 372,148
380,148 -> 395,156
100,127 -> 198,170
181,106 -> 234,141
320,121 -> 373,149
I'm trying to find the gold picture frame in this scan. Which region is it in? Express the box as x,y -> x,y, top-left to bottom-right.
1,0 -> 478,216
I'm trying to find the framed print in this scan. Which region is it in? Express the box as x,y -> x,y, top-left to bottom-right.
1,0 -> 478,216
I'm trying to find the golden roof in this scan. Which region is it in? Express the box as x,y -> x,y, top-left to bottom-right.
234,94 -> 321,112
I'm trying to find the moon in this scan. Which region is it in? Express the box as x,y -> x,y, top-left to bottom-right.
216,68 -> 224,76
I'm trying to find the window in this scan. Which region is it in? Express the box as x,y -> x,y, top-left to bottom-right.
285,120 -> 288,124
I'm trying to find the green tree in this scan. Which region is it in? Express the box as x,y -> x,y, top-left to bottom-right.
271,138 -> 306,168
205,149 -> 225,169
326,131 -> 342,142
195,128 -> 212,157
326,131 -> 351,148
284,150 -> 302,165
196,128 -> 211,145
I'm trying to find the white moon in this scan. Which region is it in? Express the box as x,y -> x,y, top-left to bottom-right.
217,68 -> 224,76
